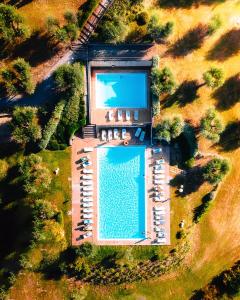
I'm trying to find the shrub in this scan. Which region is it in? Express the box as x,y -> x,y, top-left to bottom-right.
10,106 -> 41,147
176,230 -> 186,239
155,116 -> 184,142
147,15 -> 174,42
75,242 -> 93,257
200,108 -> 223,142
136,11 -> 149,26
55,210 -> 64,225
184,157 -> 195,169
77,0 -> 99,29
1,58 -> 35,95
202,158 -> 230,185
39,100 -> 65,150
97,18 -> 127,43
203,67 -> 224,89
208,15 -> 222,35
151,67 -> 176,97
0,160 -> 8,181
152,55 -> 160,68
32,199 -> 57,220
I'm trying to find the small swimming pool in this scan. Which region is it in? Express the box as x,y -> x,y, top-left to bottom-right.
97,146 -> 146,240
95,72 -> 147,108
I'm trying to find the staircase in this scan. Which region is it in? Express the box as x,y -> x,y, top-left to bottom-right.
82,124 -> 96,138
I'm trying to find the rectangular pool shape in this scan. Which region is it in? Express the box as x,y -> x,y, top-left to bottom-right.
95,72 -> 147,108
97,146 -> 146,240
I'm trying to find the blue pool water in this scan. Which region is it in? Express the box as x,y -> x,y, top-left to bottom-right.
97,146 -> 146,240
95,72 -> 147,108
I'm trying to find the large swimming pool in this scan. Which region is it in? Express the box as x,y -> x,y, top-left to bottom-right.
97,146 -> 146,240
95,72 -> 147,108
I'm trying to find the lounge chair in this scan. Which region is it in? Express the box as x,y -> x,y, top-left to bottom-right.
82,161 -> 92,168
122,128 -> 127,139
82,203 -> 93,208
154,170 -> 164,174
156,238 -> 166,244
108,110 -> 114,121
154,211 -> 165,216
101,130 -> 107,141
82,175 -> 93,180
83,225 -> 93,231
83,169 -> 93,174
82,191 -> 93,196
157,231 -> 166,238
155,165 -> 164,170
134,110 -> 139,121
135,127 -> 142,138
154,179 -> 165,185
126,110 -> 130,121
154,197 -> 161,202
153,148 -> 162,154
83,232 -> 92,238
113,128 -> 119,139
84,147 -> 93,153
154,206 -> 165,211
83,208 -> 93,213
108,129 -> 112,141
83,219 -> 93,225
82,197 -> 93,202
82,180 -> 93,186
154,174 -> 165,179
155,227 -> 161,232
82,186 -> 93,191
83,213 -> 93,219
156,159 -> 165,164
118,110 -> 123,121
139,131 -> 145,142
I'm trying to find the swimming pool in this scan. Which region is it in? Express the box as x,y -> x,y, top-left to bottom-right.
95,72 -> 147,108
97,146 -> 146,240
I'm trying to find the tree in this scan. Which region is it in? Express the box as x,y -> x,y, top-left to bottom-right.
151,67 -> 176,97
10,107 -> 41,146
147,15 -> 173,42
155,116 -> 184,142
98,18 -> 127,43
0,58 -> 35,96
18,154 -> 52,195
203,67 -> 224,89
202,158 -> 230,185
0,4 -> 29,44
0,160 -> 8,181
32,199 -> 57,220
200,108 -> 223,142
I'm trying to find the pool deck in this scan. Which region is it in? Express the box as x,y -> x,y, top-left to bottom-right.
71,132 -> 170,246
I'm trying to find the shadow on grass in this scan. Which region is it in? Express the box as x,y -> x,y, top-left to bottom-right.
213,73 -> 240,110
166,24 -> 209,57
158,0 -> 225,8
207,29 -> 240,61
219,121 -> 240,151
3,0 -> 33,8
170,166 -> 204,196
162,80 -> 199,108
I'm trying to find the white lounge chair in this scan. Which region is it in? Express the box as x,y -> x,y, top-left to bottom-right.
83,225 -> 93,231
122,128 -> 127,139
84,219 -> 93,225
108,110 -> 114,121
155,196 -> 165,202
82,191 -> 93,196
135,127 -> 142,138
155,227 -> 161,232
154,180 -> 165,185
154,170 -> 164,174
154,197 -> 162,202
84,147 -> 93,153
134,110 -> 139,121
82,197 -> 93,202
154,174 -> 165,179
82,180 -> 93,186
101,130 -> 107,141
118,110 -> 123,121
154,220 -> 161,225
82,175 -> 93,180
154,211 -> 165,216
126,110 -> 130,121
82,203 -> 93,208
139,131 -> 145,142
83,169 -> 93,174
83,213 -> 93,219
83,232 -> 92,238
108,129 -> 112,141
156,238 -> 166,244
82,186 -> 93,191
83,208 -> 93,213
113,128 -> 119,139
155,165 -> 164,170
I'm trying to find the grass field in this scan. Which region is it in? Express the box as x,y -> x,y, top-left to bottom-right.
5,0 -> 240,299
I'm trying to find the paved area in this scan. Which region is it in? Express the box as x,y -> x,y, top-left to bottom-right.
71,132 -> 170,246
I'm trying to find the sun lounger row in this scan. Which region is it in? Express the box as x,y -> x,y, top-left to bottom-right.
108,110 -> 139,122
134,127 -> 145,142
101,128 -> 127,141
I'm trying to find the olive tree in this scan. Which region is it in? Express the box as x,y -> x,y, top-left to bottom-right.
202,158 -> 230,185
151,67 -> 176,97
200,108 -> 223,142
155,116 -> 184,142
203,67 -> 224,89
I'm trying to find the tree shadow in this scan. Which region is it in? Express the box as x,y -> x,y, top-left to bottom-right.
170,166 -> 204,196
3,0 -> 33,8
207,29 -> 240,61
213,73 -> 240,110
219,121 -> 240,152
166,24 -> 209,57
162,80 -> 199,108
158,0 -> 225,8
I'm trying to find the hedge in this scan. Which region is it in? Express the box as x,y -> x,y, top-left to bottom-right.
39,100 -> 65,150
77,0 -> 99,29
